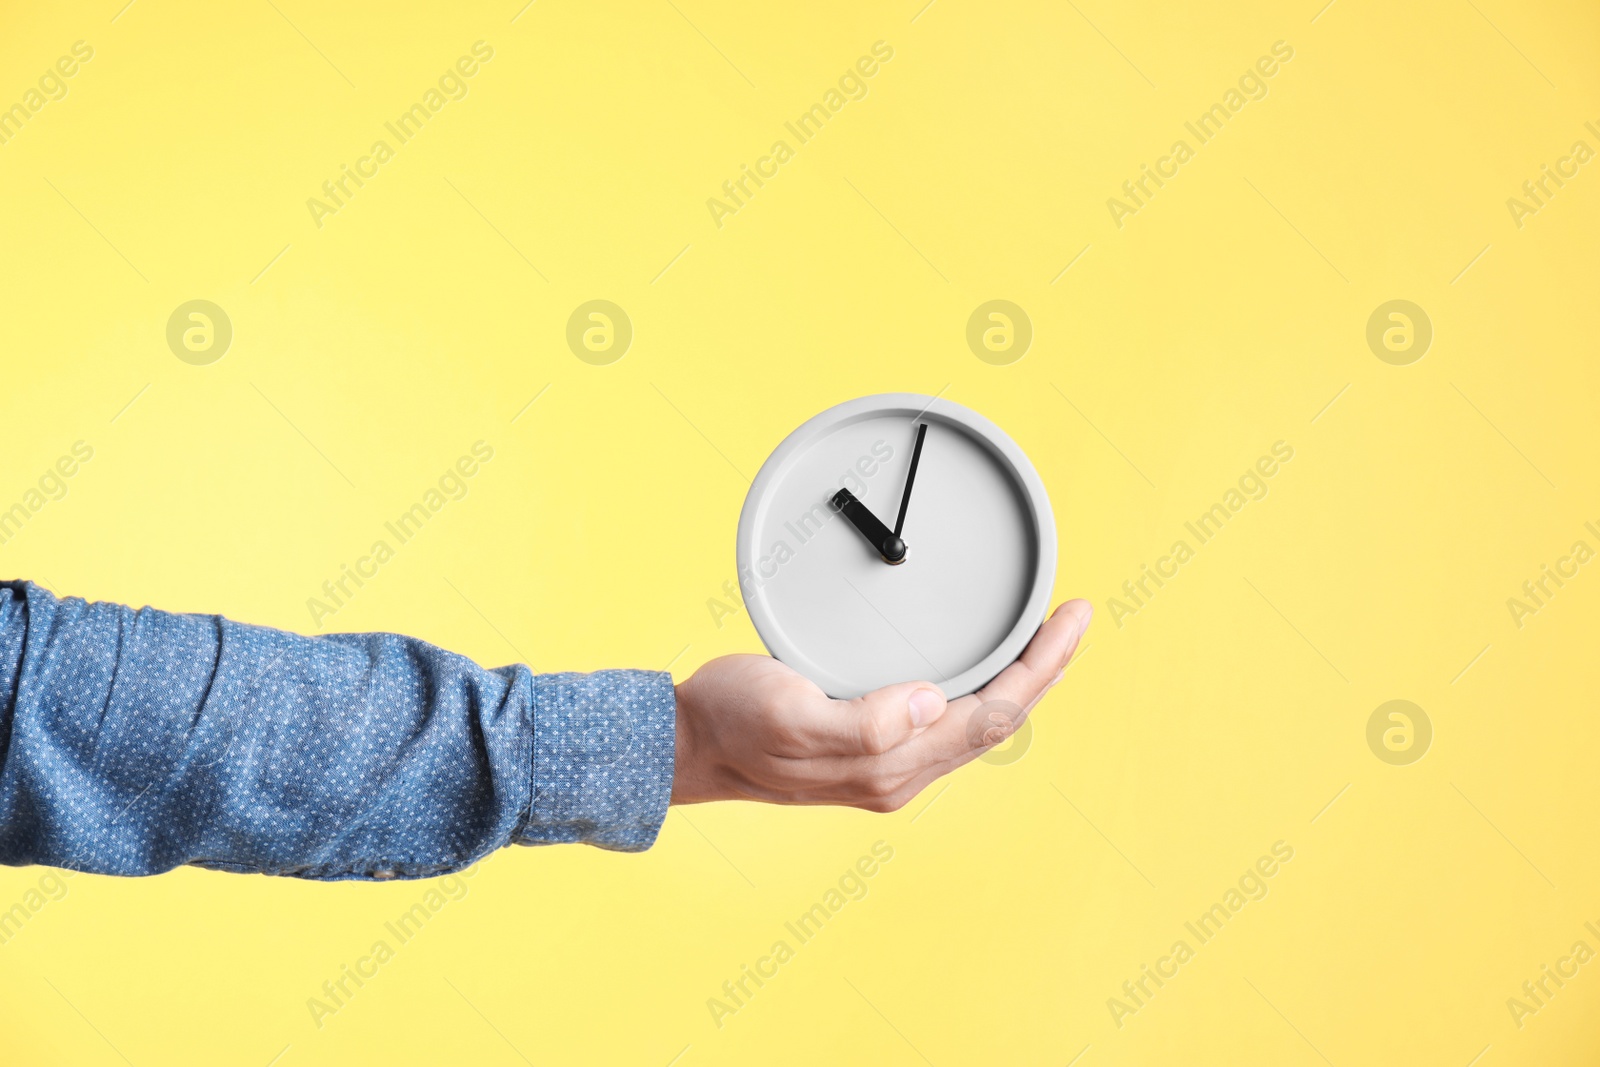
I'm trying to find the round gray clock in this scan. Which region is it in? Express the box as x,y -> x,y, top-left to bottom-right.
736,394 -> 1056,699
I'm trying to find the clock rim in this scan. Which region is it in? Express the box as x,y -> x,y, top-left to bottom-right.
736,393 -> 1057,699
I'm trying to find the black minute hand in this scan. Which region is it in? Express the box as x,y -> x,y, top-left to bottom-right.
893,422 -> 928,539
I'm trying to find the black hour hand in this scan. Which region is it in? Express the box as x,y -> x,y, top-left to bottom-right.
831,489 -> 906,564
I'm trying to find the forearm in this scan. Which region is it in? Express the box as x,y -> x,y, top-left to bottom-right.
0,581 -> 674,880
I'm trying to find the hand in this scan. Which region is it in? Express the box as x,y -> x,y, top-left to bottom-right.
670,599 -> 1093,811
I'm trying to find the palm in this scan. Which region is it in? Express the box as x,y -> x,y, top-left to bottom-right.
670,600 -> 1091,809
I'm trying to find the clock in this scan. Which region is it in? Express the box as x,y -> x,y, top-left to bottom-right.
736,394 -> 1056,699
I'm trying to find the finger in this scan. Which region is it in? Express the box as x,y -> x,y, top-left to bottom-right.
770,660 -> 1075,809
810,735 -> 994,813
870,758 -> 960,813
971,598 -> 1092,710
867,692 -> 1061,812
792,599 -> 1092,792
880,599 -> 1093,769
780,599 -> 1088,765
792,682 -> 949,758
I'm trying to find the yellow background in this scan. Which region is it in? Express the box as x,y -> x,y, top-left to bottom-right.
2,0 -> 1598,1063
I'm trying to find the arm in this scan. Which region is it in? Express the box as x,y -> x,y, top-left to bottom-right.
0,581 -> 674,880
0,578 -> 1093,881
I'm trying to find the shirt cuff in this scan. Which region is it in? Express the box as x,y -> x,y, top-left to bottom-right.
517,669 -> 677,852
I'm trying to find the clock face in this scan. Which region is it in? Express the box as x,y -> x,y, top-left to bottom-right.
737,394 -> 1056,699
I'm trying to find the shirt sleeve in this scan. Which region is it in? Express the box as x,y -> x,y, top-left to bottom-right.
0,580 -> 676,881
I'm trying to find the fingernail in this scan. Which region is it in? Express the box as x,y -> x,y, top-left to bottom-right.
1063,606 -> 1093,668
908,688 -> 945,728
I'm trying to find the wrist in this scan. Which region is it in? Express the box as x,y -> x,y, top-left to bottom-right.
669,679 -> 719,805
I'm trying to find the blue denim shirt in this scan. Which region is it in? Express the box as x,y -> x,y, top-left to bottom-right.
0,581 -> 676,881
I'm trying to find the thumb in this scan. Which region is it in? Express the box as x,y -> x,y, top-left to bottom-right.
843,681 -> 949,755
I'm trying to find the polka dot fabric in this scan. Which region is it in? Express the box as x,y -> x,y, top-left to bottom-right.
0,581 -> 676,880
